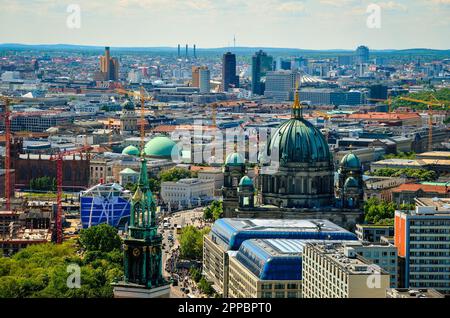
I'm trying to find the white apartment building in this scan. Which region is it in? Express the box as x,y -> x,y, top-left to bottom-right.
343,241 -> 398,288
160,178 -> 214,207
302,243 -> 390,298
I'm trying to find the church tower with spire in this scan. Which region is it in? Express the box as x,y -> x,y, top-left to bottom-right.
113,152 -> 170,298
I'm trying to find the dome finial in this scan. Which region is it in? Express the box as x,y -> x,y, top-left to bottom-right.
292,80 -> 302,119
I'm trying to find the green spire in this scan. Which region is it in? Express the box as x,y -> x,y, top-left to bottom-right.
130,152 -> 156,230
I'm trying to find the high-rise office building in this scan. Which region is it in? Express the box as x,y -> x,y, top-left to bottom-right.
222,52 -> 239,92
199,67 -> 210,94
369,84 -> 388,101
99,46 -> 119,81
355,45 -> 370,65
252,50 -> 273,95
395,207 -> 450,295
264,70 -> 297,101
192,66 -> 201,87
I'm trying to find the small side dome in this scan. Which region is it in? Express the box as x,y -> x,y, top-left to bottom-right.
340,153 -> 361,169
122,99 -> 135,111
344,177 -> 359,189
239,176 -> 254,187
225,152 -> 244,166
122,145 -> 140,156
144,136 -> 179,159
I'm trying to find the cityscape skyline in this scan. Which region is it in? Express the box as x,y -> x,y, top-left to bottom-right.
0,0 -> 449,50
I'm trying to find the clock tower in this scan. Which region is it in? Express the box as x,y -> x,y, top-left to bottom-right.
113,152 -> 170,298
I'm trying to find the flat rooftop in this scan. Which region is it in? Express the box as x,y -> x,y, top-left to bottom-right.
307,243 -> 387,275
212,218 -> 357,250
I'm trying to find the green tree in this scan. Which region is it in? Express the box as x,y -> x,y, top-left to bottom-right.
198,277 -> 215,296
159,168 -> 194,182
178,226 -> 210,260
203,201 -> 223,221
189,267 -> 202,283
78,224 -> 122,253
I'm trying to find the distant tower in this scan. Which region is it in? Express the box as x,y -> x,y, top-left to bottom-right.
233,35 -> 236,48
185,44 -> 188,59
112,153 -> 170,298
99,46 -> 119,81
222,52 -> 239,92
355,45 -> 370,65
252,50 -> 273,95
193,44 -> 197,59
177,44 -> 181,58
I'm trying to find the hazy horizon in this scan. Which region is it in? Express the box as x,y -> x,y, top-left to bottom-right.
0,0 -> 449,50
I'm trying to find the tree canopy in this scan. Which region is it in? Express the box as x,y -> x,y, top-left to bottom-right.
0,224 -> 123,298
203,201 -> 223,221
159,167 -> 197,182
391,88 -> 450,111
178,225 -> 210,260
364,197 -> 415,224
366,168 -> 437,181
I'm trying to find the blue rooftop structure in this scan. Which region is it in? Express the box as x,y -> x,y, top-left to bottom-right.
233,238 -> 356,281
211,218 -> 357,251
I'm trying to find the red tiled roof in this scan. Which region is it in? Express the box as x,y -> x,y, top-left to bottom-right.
392,184 -> 449,194
348,112 -> 421,121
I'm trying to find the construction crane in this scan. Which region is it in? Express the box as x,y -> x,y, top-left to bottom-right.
399,96 -> 448,151
366,98 -> 393,113
50,145 -> 91,244
116,87 -> 153,150
0,96 -> 18,211
0,96 -> 52,210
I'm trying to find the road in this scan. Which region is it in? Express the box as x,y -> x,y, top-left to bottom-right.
158,207 -> 208,298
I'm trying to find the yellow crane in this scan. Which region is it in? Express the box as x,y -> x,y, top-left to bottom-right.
366,98 -> 393,113
399,95 -> 448,152
116,86 -> 153,150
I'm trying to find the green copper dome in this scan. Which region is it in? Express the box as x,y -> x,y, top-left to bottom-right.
225,152 -> 244,166
144,136 -> 178,158
268,118 -> 331,164
122,145 -> 140,156
340,153 -> 361,169
122,99 -> 135,111
239,176 -> 253,187
344,176 -> 359,188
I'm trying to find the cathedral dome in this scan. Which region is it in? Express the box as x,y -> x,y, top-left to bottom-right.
144,136 -> 179,159
340,153 -> 361,169
239,176 -> 253,187
225,152 -> 244,166
266,85 -> 331,165
268,118 -> 331,164
122,145 -> 140,156
344,176 -> 359,189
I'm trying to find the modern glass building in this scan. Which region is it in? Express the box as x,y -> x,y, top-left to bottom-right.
80,183 -> 132,228
211,218 -> 358,251
228,238 -> 358,298
204,218 -> 357,297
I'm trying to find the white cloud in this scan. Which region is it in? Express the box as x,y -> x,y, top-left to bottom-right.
277,1 -> 306,12
377,1 -> 407,11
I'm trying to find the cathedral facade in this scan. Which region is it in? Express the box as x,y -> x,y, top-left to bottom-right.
222,88 -> 364,229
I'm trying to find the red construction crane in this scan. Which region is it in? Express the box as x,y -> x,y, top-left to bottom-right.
0,95 -> 62,210
50,146 -> 91,244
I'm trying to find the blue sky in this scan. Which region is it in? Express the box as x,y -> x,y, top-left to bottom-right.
0,0 -> 449,49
